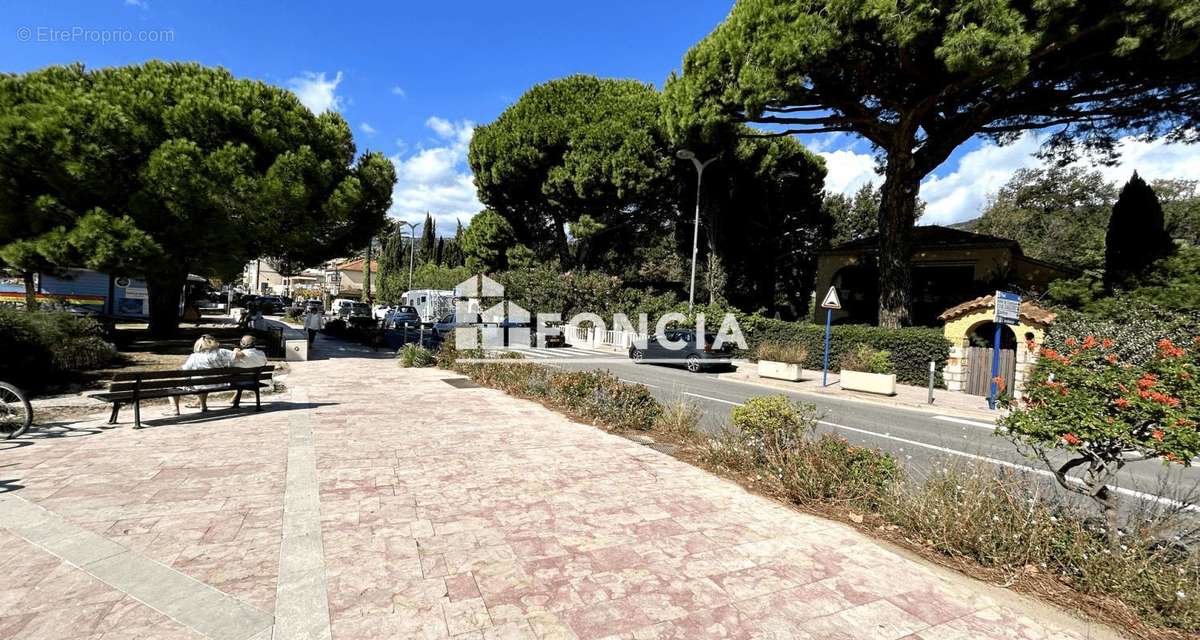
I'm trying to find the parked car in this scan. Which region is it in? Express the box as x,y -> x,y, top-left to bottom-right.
535,320 -> 567,348
372,304 -> 394,321
628,330 -> 734,373
384,305 -> 422,328
330,298 -> 372,320
255,296 -> 285,314
432,312 -> 482,339
303,300 -> 324,314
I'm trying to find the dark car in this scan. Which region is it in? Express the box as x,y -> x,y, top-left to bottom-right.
628,330 -> 734,373
535,320 -> 567,348
256,296 -> 285,314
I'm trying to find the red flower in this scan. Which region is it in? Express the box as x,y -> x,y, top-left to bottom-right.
1102,338 -> 1115,349
1137,373 -> 1158,390
993,375 -> 1006,392
1152,430 -> 1165,441
1082,336 -> 1098,349
1105,354 -> 1119,364
1065,337 -> 1078,347
1062,433 -> 1082,446
1157,338 -> 1185,358
1114,397 -> 1130,409
1178,418 -> 1196,428
1026,339 -> 1038,351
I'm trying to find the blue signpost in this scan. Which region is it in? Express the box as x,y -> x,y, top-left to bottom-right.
820,286 -> 841,387
990,290 -> 1021,409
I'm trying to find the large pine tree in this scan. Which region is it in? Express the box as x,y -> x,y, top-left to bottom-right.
1105,173 -> 1175,289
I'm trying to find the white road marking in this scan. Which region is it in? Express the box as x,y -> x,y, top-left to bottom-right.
817,419 -> 1198,512
682,392 -> 744,407
933,415 -> 998,431
620,379 -> 660,389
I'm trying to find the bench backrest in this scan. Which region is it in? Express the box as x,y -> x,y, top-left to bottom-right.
109,366 -> 274,393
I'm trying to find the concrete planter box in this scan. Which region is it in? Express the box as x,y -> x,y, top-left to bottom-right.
757,360 -> 804,382
840,370 -> 896,395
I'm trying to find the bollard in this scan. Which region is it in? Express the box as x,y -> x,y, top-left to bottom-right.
927,359 -> 935,405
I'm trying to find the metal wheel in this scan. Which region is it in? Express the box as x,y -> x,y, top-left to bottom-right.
631,349 -> 644,363
686,355 -> 702,373
0,381 -> 33,440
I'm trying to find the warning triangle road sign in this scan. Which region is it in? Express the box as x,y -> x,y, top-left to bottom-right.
820,286 -> 841,309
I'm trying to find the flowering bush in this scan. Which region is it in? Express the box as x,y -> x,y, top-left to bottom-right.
1002,335 -> 1200,540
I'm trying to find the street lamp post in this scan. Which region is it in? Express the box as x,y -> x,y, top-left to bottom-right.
676,150 -> 718,313
403,221 -> 420,291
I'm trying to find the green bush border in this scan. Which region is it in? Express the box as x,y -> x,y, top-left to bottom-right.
739,316 -> 949,386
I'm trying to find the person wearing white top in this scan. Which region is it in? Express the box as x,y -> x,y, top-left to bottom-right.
172,335 -> 234,415
303,310 -> 323,346
231,334 -> 269,407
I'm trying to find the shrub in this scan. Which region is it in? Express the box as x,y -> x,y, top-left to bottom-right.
839,344 -> 893,374
397,344 -> 436,368
738,315 -> 949,385
755,341 -> 807,364
1002,334 -> 1200,543
322,318 -> 347,335
0,307 -> 118,388
1047,301 -> 1200,366
655,399 -> 703,440
719,395 -> 898,508
441,351 -> 661,431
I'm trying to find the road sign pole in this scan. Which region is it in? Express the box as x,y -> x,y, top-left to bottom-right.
822,307 -> 832,387
988,322 -> 1002,410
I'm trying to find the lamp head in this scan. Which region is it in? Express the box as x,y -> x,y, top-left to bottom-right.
675,149 -> 696,160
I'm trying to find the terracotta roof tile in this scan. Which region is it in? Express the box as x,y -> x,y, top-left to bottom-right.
938,294 -> 1056,325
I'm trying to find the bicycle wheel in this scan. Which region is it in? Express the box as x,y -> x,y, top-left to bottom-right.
0,381 -> 33,439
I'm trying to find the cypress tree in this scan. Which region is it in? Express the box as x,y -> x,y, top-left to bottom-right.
1105,172 -> 1175,288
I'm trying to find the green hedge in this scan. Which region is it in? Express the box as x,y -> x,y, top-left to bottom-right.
739,315 -> 950,386
0,307 -> 118,389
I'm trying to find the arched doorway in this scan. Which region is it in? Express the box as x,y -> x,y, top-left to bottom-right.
965,321 -> 1017,396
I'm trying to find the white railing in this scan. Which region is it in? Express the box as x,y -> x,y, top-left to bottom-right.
567,325 -> 646,351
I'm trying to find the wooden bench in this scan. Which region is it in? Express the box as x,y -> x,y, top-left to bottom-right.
93,366 -> 275,429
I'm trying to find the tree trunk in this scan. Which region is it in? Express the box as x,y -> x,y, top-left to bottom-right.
1095,485 -> 1121,546
22,271 -> 37,311
877,155 -> 921,328
147,275 -> 186,336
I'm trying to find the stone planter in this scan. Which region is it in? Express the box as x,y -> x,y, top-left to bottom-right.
757,360 -> 805,382
840,370 -> 896,395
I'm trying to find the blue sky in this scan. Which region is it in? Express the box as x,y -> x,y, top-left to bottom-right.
5,1 -> 1199,234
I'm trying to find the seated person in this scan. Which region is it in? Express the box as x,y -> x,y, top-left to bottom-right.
231,335 -> 268,406
172,335 -> 233,415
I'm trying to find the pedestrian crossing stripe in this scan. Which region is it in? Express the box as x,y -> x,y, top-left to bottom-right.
498,347 -> 606,359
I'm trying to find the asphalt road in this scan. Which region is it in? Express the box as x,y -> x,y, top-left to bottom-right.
509,344 -> 1200,521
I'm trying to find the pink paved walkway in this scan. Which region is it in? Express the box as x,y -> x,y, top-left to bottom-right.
0,349 -> 1117,639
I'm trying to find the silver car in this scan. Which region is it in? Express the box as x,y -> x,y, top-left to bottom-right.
385,305 -> 422,328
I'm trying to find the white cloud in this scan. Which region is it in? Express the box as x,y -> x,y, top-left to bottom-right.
287,71 -> 344,114
389,118 -> 482,234
360,122 -> 377,135
918,133 -> 1200,225
391,86 -> 407,98
818,148 -> 879,195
